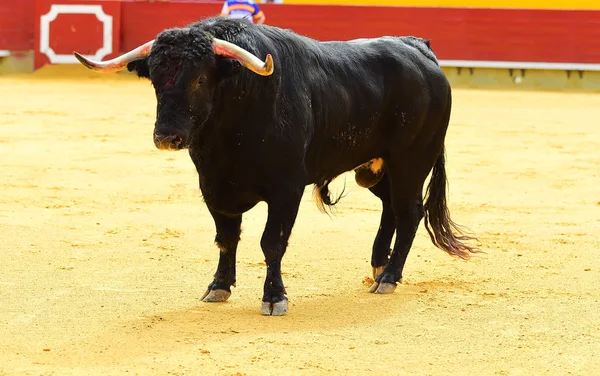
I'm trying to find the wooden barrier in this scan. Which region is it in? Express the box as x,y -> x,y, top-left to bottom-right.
34,0 -> 121,69
0,0 -> 35,51
0,0 -> 598,71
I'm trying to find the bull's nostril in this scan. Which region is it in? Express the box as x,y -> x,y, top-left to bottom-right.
171,135 -> 184,149
153,133 -> 184,150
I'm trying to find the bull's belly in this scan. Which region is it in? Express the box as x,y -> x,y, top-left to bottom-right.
304,126 -> 391,187
306,154 -> 385,189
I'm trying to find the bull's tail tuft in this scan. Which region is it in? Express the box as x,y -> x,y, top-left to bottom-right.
313,178 -> 346,214
423,147 -> 479,259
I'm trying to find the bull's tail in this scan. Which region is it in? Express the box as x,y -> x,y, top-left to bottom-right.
314,179 -> 346,214
423,147 -> 479,258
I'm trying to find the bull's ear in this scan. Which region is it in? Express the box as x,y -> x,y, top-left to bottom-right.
127,58 -> 150,78
217,57 -> 242,78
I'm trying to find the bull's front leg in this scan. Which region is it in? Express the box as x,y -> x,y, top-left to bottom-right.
201,209 -> 242,302
260,188 -> 303,316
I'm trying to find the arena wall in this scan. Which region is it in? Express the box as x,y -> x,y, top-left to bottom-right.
1,0 -> 598,89
281,0 -> 599,8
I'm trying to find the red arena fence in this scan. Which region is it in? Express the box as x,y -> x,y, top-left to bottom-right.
1,0 -> 599,71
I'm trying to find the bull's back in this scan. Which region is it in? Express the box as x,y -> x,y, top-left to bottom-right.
301,36 -> 447,182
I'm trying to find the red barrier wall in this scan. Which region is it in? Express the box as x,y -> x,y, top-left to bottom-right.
34,0 -> 121,69
120,3 -> 600,65
1,0 -> 599,69
0,0 -> 35,51
120,2 -> 218,50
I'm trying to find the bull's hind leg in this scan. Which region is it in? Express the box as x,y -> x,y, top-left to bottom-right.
367,173 -> 396,291
260,187 -> 303,316
370,157 -> 430,294
201,209 -> 242,302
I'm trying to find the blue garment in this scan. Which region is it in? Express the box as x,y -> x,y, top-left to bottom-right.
221,0 -> 264,24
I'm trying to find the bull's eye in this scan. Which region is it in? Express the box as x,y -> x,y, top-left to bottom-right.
190,75 -> 206,93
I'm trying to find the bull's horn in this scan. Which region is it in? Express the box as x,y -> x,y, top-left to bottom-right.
211,38 -> 273,76
73,40 -> 155,73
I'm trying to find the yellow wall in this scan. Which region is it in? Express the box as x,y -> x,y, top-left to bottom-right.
281,0 -> 599,10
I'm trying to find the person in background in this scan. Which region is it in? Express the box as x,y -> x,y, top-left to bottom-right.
221,0 -> 266,25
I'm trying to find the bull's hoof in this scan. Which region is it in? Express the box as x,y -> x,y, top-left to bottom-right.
368,265 -> 391,293
261,298 -> 288,316
368,270 -> 401,294
201,289 -> 231,302
373,282 -> 397,294
368,281 -> 380,293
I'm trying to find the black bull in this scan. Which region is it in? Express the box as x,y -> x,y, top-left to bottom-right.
74,17 -> 477,316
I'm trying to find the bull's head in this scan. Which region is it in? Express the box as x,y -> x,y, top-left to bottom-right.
73,28 -> 273,150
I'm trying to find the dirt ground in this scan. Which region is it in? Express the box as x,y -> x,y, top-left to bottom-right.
1,67 -> 599,376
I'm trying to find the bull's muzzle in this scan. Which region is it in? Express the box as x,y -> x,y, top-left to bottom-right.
154,133 -> 184,150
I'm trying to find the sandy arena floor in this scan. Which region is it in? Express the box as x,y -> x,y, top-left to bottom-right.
1,68 -> 599,375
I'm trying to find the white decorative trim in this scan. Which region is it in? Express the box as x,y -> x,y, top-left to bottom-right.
40,4 -> 113,64
440,59 -> 600,71
0,50 -> 10,57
